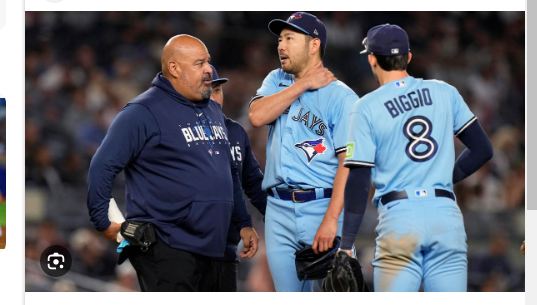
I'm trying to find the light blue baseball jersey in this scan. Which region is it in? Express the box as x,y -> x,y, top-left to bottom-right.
345,76 -> 476,200
253,68 -> 358,190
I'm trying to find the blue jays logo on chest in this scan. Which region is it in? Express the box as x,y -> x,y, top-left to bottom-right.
295,138 -> 327,163
291,107 -> 327,136
179,115 -> 229,156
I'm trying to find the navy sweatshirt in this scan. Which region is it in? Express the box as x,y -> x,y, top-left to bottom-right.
87,73 -> 251,257
220,118 -> 267,261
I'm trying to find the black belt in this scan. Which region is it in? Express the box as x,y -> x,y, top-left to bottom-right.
380,189 -> 455,205
267,188 -> 332,203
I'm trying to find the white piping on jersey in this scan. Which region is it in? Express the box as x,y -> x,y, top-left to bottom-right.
455,116 -> 478,136
344,160 -> 375,167
335,147 -> 347,153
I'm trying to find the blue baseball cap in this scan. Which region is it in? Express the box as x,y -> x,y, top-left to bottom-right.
210,64 -> 228,86
268,12 -> 327,55
360,23 -> 410,56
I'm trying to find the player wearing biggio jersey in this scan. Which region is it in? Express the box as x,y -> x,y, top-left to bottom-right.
249,12 -> 358,291
340,24 -> 493,291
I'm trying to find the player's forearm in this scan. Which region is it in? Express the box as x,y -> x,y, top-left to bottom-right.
231,165 -> 252,229
324,155 -> 350,221
340,167 -> 371,250
248,80 -> 309,127
244,175 -> 267,216
453,120 -> 493,184
242,147 -> 267,215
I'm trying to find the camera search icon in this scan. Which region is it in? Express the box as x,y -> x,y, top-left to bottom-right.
40,245 -> 72,277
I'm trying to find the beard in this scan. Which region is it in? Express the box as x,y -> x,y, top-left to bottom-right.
201,85 -> 212,100
280,50 -> 308,75
281,60 -> 294,74
282,64 -> 298,75
199,72 -> 213,100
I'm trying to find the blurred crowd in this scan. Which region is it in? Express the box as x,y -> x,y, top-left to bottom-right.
25,11 -> 525,292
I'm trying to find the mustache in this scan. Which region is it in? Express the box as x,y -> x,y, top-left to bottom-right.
202,73 -> 212,82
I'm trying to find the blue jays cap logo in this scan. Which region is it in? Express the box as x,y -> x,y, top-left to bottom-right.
288,12 -> 303,21
295,138 -> 327,163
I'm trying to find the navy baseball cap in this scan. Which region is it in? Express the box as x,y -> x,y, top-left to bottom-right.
268,12 -> 327,55
360,23 -> 410,56
210,64 -> 228,86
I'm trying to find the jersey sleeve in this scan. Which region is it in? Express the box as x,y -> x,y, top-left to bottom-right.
344,101 -> 376,168
249,69 -> 281,105
87,103 -> 159,231
231,162 -> 253,230
240,127 -> 267,216
331,92 -> 359,155
451,86 -> 477,136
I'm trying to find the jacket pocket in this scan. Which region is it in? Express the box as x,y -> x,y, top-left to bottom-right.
137,196 -> 192,224
181,200 -> 233,235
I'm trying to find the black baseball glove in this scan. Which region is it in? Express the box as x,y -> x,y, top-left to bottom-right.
321,251 -> 369,292
295,237 -> 341,281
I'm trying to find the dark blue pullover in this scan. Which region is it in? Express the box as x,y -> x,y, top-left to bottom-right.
220,117 -> 266,261
87,73 -> 251,257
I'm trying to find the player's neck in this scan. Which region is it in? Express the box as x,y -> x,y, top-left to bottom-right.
295,58 -> 323,80
377,70 -> 409,86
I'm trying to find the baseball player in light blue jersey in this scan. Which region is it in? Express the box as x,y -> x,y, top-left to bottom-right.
339,24 -> 493,291
249,12 -> 358,291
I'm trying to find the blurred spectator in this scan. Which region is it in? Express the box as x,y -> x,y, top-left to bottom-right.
469,232 -> 519,291
69,228 -> 117,280
113,261 -> 139,291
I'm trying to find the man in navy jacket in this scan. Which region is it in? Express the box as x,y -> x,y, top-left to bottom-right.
87,34 -> 256,291
209,65 -> 267,291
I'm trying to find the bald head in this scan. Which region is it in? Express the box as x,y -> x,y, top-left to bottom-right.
160,34 -> 213,102
161,34 -> 208,76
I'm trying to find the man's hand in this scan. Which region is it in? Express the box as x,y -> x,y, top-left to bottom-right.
300,63 -> 336,91
312,216 -> 338,254
239,227 -> 259,259
103,222 -> 122,242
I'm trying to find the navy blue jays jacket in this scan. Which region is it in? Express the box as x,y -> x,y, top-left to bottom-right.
87,73 -> 251,257
220,118 -> 267,262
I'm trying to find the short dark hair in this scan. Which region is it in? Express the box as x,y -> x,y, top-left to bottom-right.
375,54 -> 408,71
